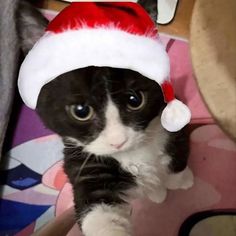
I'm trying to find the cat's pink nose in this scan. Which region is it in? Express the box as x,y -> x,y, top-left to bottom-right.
110,139 -> 128,149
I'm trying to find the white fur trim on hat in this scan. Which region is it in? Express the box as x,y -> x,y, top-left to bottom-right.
161,99 -> 191,132
18,28 -> 170,109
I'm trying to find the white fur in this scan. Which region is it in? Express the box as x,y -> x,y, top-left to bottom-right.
82,204 -> 131,236
161,99 -> 191,132
18,28 -> 169,109
84,99 -> 143,156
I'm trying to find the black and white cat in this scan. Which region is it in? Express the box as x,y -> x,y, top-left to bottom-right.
37,66 -> 193,236
8,0 -> 193,235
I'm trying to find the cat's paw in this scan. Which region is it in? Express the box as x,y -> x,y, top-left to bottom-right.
180,167 -> 194,189
147,187 -> 167,204
82,204 -> 131,236
166,167 -> 194,190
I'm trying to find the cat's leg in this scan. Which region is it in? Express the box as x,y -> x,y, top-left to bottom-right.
164,129 -> 194,190
165,166 -> 194,190
63,151 -> 136,236
80,204 -> 132,236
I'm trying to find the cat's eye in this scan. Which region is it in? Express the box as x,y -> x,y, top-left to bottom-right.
126,90 -> 145,111
67,104 -> 94,121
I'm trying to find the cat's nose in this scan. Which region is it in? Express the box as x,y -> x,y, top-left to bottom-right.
110,138 -> 128,149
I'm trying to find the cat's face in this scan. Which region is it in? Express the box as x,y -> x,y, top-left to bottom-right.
37,66 -> 165,156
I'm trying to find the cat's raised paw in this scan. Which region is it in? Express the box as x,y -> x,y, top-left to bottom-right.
147,187 -> 167,203
179,167 -> 194,189
166,167 -> 194,190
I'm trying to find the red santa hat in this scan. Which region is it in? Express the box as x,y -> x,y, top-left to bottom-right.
18,2 -> 191,132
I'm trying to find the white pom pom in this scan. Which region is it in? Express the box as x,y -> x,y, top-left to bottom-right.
161,99 -> 191,132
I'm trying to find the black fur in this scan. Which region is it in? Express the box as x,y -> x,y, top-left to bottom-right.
37,67 -> 109,144
37,67 -> 166,143
63,143 -> 136,224
165,129 -> 190,173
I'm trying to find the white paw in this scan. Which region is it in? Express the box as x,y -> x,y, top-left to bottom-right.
180,167 -> 194,189
147,187 -> 167,203
166,167 -> 194,190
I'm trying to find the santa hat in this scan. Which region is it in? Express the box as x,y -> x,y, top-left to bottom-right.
18,2 -> 191,132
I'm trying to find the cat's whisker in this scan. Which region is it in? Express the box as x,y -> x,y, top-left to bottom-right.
63,143 -> 78,148
75,153 -> 92,182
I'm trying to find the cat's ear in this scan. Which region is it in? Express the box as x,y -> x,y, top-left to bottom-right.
16,0 -> 48,55
137,0 -> 158,23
